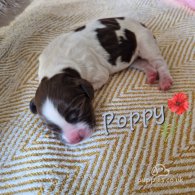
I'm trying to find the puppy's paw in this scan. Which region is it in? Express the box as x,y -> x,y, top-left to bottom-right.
146,71 -> 159,84
159,75 -> 173,91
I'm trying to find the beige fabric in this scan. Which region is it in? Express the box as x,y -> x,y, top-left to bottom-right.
0,0 -> 195,194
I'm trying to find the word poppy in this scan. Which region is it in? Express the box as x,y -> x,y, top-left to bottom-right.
168,92 -> 189,115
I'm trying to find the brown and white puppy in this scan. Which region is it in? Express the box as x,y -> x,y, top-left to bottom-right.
30,17 -> 173,144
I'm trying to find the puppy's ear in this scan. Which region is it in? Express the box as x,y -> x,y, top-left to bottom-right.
79,79 -> 94,100
29,98 -> 37,114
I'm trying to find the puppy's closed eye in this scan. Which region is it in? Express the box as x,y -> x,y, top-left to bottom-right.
66,110 -> 79,123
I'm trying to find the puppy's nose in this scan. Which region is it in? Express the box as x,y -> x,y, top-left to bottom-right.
68,129 -> 91,144
78,129 -> 88,138
69,135 -> 83,144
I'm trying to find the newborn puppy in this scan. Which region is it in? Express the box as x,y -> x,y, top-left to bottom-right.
30,17 -> 173,144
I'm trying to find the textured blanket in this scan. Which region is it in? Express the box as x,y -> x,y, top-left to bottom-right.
0,0 -> 195,194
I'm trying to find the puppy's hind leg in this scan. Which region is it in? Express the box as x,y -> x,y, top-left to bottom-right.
131,58 -> 159,84
138,29 -> 173,91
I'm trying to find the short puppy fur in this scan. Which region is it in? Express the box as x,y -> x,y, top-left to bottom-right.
30,17 -> 173,144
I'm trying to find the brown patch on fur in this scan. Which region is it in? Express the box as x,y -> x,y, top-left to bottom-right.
96,17 -> 137,65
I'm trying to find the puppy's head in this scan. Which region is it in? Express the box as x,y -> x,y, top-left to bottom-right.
30,68 -> 95,144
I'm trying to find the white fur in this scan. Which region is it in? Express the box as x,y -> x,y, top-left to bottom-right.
42,98 -> 67,130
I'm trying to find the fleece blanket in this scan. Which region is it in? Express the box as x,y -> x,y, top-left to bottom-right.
0,0 -> 195,194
